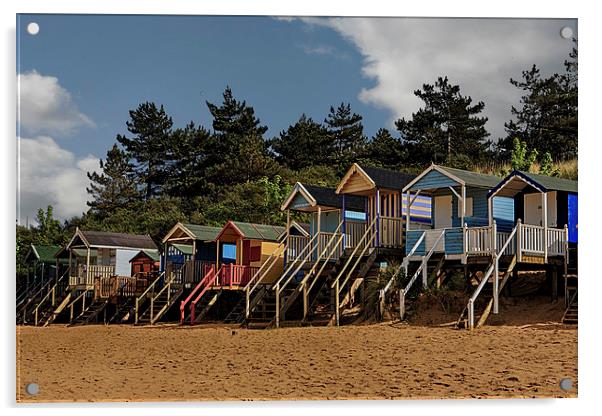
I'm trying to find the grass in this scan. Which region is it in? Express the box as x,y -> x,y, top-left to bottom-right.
473,158 -> 577,180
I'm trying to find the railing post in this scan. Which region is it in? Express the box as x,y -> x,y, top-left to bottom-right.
463,223 -> 468,257
303,284 -> 308,321
135,299 -> 139,324
421,259 -> 427,289
517,219 -> 522,262
150,297 -> 154,324
335,279 -> 340,326
468,299 -> 474,330
493,255 -> 499,314
399,289 -> 405,320
245,288 -> 250,319
491,220 -> 497,254
275,283 -> 280,328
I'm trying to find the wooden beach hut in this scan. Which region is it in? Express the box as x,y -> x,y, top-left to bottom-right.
31,228 -> 158,326
130,250 -> 161,275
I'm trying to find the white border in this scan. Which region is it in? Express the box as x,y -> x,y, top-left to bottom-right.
2,1 -> 600,415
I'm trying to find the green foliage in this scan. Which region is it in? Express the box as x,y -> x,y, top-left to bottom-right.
35,206 -> 62,245
510,137 -> 538,171
269,114 -> 333,170
87,144 -> 139,217
499,41 -> 578,160
117,102 -> 174,199
325,103 -> 367,174
396,76 -> 490,167
539,152 -> 560,177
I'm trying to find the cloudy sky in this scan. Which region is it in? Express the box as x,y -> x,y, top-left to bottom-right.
16,15 -> 576,223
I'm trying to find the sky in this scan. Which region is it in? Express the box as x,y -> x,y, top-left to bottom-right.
16,14 -> 577,223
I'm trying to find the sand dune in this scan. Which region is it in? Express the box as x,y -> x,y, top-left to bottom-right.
16,321 -> 577,402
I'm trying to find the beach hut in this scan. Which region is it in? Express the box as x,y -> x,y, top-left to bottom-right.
17,245 -> 68,324
161,222 -> 222,283
487,170 -> 576,323
32,228 -> 157,326
130,250 -> 161,275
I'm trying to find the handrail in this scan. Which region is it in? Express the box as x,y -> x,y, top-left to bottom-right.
244,243 -> 287,319
270,230 -> 322,291
32,267 -> 70,325
383,230 -> 427,296
134,270 -> 165,324
467,262 -> 495,330
68,289 -> 91,322
305,233 -> 345,294
277,222 -> 344,295
180,265 -> 216,324
497,224 -> 518,256
330,217 -> 377,291
399,228 -> 445,320
189,266 -> 220,324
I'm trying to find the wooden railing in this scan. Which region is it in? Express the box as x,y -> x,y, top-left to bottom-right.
287,235 -> 309,262
547,227 -> 567,256
379,216 -> 404,248
183,260 -> 215,284
464,225 -> 494,255
244,243 -> 287,318
218,264 -> 259,287
70,264 -> 115,287
134,271 -> 165,324
345,220 -> 367,249
95,275 -> 146,299
519,223 -> 545,255
496,232 -> 514,256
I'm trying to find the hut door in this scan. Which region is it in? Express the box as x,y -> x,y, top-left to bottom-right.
242,240 -> 251,265
568,194 -> 578,243
524,193 -> 542,226
434,195 -> 452,228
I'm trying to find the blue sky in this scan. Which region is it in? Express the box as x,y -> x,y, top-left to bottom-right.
16,15 -> 576,222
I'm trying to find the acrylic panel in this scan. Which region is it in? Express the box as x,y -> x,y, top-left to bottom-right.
16,14 -> 578,402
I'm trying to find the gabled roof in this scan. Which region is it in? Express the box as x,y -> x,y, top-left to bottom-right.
404,164 -> 501,192
289,221 -> 310,237
281,182 -> 365,211
129,249 -> 160,263
26,244 -> 63,264
162,222 -> 222,243
336,163 -> 416,194
489,170 -> 578,198
172,243 -> 194,255
67,228 -> 157,250
215,221 -> 286,242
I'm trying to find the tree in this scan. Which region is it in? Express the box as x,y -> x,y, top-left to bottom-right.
498,40 -> 578,160
324,103 -> 367,172
268,114 -> 333,171
116,102 -> 174,199
395,76 -> 490,166
203,87 -> 277,187
34,205 -> 62,245
164,122 -> 211,197
364,128 -> 406,170
509,137 -> 559,177
87,144 -> 139,217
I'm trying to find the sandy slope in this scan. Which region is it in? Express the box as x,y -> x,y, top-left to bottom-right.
16,320 -> 577,402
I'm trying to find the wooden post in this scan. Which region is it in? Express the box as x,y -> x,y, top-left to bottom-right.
68,249 -> 73,285
461,185 -> 466,228
517,219 -> 522,263
335,279 -> 340,326
285,209 -> 291,263
493,255 -> 499,314
406,191 -> 411,232
215,241 -> 220,275
316,206 -> 322,258
275,283 -> 280,328
421,259 -> 427,289
303,284 -> 308,321
342,195 -> 347,248
488,195 -> 493,227
86,247 -> 91,288
376,189 -> 381,247
542,192 -> 548,262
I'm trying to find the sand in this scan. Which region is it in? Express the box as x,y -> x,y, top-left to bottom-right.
16,319 -> 577,402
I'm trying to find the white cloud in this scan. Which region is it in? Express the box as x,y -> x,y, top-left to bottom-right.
296,18 -> 576,140
298,43 -> 350,60
18,136 -> 100,223
18,70 -> 95,135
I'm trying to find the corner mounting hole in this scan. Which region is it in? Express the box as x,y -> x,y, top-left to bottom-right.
27,22 -> 39,36
26,383 -> 39,395
560,26 -> 573,39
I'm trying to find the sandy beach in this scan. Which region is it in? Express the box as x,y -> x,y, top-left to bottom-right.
16,313 -> 577,402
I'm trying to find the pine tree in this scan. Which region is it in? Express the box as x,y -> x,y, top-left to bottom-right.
498,40 -> 577,160
87,144 -> 139,217
268,114 -> 333,170
35,205 -> 62,245
324,103 -> 367,172
165,122 -> 211,197
364,128 -> 405,170
395,76 -> 490,167
116,102 -> 174,199
204,86 -> 276,187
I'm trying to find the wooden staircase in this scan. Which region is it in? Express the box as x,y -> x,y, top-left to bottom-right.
246,287 -> 297,329
69,297 -> 109,325
135,271 -> 184,325
456,255 -> 518,329
562,289 -> 578,325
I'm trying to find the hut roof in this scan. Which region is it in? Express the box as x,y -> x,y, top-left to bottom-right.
215,221 -> 286,242
68,228 -> 157,250
162,222 -> 222,243
489,170 -> 578,198
129,249 -> 160,262
26,244 -> 64,264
